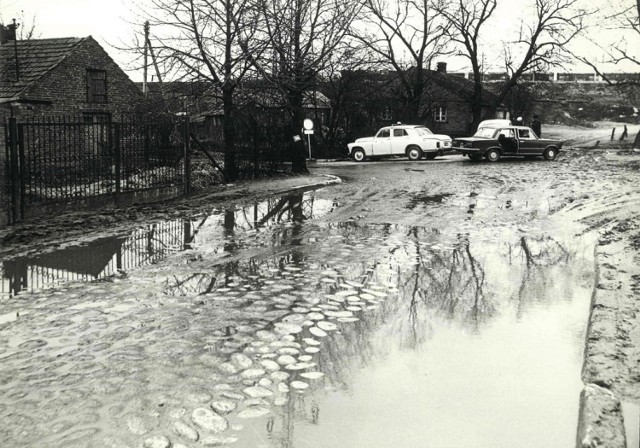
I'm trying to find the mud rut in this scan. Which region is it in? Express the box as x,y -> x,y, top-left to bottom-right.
1,149 -> 639,447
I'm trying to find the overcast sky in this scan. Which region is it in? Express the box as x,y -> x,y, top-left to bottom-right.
1,0 -> 638,82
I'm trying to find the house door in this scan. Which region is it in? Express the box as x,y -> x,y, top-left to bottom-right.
83,112 -> 112,171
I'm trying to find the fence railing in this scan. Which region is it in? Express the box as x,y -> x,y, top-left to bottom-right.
3,115 -> 190,224
2,112 -> 300,225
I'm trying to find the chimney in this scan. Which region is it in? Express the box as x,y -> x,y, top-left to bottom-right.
436,62 -> 447,73
0,22 -> 17,44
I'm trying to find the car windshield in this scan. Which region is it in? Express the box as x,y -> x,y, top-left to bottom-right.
414,127 -> 433,136
474,127 -> 498,138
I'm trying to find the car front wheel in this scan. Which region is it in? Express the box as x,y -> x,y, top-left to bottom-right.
543,147 -> 557,161
352,148 -> 366,162
407,146 -> 422,161
485,148 -> 500,162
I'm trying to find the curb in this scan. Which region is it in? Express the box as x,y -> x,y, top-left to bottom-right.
576,224 -> 635,448
270,174 -> 342,196
577,384 -> 627,448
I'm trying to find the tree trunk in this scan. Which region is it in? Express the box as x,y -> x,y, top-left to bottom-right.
634,130 -> 640,148
222,86 -> 238,181
409,68 -> 424,123
470,70 -> 483,133
289,91 -> 308,173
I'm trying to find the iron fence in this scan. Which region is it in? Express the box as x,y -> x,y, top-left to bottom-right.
3,114 -> 189,224
234,112 -> 293,179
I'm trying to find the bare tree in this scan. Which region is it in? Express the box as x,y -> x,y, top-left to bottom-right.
572,0 -> 640,145
240,0 -> 360,173
433,0 -> 496,130
132,0 -> 261,181
351,0 -> 451,122
436,0 -> 587,129
574,0 -> 639,86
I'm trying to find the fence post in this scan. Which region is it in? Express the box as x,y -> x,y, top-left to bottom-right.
183,116 -> 191,195
253,120 -> 258,179
8,117 -> 20,223
114,123 -> 121,197
17,123 -> 25,220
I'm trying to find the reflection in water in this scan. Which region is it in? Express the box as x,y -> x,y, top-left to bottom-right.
0,216 -> 596,448
0,192 -> 330,298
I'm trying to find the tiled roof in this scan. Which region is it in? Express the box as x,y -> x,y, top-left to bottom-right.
428,69 -> 500,105
0,37 -> 85,100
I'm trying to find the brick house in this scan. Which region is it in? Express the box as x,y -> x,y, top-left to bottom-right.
338,63 -> 509,139
0,26 -> 144,121
421,63 -> 509,137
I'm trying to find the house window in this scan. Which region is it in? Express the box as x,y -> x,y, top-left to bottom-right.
87,69 -> 107,103
434,106 -> 447,122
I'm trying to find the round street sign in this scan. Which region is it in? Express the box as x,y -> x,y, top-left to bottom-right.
303,118 -> 314,130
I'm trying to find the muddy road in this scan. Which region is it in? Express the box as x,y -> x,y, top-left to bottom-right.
1,146 -> 640,447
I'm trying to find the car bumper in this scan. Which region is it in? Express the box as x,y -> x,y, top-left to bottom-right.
453,147 -> 483,155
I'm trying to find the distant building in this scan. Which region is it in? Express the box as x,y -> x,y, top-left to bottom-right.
339,63 -> 508,138
0,25 -> 143,120
421,62 -> 509,136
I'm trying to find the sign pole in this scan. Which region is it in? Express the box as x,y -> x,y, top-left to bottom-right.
303,118 -> 314,160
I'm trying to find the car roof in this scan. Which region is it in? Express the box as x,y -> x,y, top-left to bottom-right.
385,124 -> 425,128
480,119 -> 510,124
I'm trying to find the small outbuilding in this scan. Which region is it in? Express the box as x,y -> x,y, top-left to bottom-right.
0,24 -> 143,121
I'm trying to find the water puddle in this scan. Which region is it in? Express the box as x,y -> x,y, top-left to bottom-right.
407,193 -> 453,209
0,215 -> 596,447
0,191 -> 336,299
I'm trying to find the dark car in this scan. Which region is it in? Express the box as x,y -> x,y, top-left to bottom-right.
453,126 -> 563,162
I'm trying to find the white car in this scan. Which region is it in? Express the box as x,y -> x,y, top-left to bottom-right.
477,119 -> 511,132
347,124 -> 452,162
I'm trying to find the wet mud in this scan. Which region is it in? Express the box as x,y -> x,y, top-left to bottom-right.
2,141 -> 640,447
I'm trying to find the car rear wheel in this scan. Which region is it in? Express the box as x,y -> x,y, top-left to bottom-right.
424,153 -> 437,160
543,147 -> 557,161
352,148 -> 366,162
485,148 -> 500,162
407,145 -> 422,161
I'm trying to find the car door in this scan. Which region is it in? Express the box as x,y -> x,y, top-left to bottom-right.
373,128 -> 392,156
498,128 -> 518,154
391,128 -> 410,155
517,128 -> 540,155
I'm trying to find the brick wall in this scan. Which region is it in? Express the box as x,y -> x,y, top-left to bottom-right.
0,122 -> 7,226
17,37 -> 144,117
422,85 -> 474,136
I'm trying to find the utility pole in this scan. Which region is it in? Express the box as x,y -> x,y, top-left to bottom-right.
12,19 -> 19,82
142,21 -> 149,96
